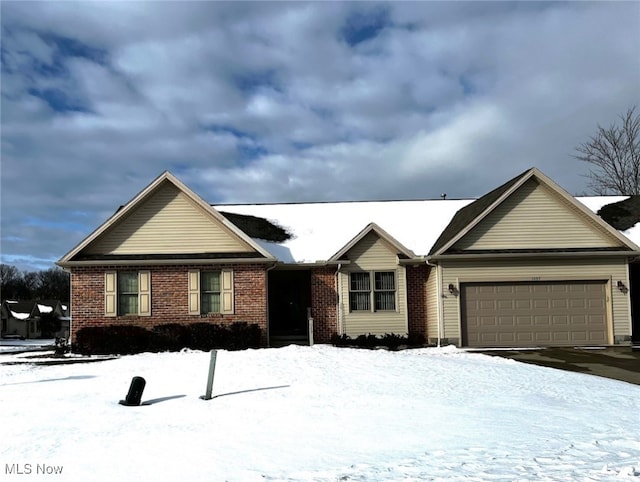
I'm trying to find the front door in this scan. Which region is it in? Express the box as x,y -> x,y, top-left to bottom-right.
268,270 -> 311,340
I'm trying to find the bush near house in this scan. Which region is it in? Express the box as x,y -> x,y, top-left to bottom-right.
331,333 -> 426,350
74,322 -> 262,355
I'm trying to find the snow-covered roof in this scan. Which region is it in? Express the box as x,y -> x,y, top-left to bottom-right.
37,304 -> 53,313
215,196 -> 636,263
9,310 -> 30,320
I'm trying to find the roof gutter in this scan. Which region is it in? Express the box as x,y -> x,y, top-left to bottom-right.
427,250 -> 640,261
57,257 -> 277,268
398,256 -> 427,265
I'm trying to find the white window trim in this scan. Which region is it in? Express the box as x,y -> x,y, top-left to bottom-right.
348,270 -> 397,313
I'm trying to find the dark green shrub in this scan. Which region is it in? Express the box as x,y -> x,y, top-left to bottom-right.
330,333 -> 350,346
151,323 -> 190,351
229,322 -> 261,350
383,333 -> 404,350
73,322 -> 263,355
188,322 -> 226,351
75,325 -> 151,355
331,332 -> 426,350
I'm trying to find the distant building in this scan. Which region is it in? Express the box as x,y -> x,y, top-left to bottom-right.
1,300 -> 70,339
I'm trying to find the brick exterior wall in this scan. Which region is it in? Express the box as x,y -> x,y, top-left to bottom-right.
70,263 -> 430,347
406,264 -> 430,339
310,267 -> 338,343
70,263 -> 268,344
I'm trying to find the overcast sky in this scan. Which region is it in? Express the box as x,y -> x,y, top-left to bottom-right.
1,1 -> 639,272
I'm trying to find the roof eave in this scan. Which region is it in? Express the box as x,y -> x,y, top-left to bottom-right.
57,257 -> 277,268
398,257 -> 428,265
427,250 -> 640,261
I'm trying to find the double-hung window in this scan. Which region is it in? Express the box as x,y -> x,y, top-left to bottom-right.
349,271 -> 396,312
189,270 -> 234,315
374,272 -> 396,311
350,272 -> 371,311
118,272 -> 139,315
200,272 -> 221,314
105,271 -> 151,317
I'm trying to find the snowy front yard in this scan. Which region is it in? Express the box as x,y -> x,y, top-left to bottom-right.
1,345 -> 639,481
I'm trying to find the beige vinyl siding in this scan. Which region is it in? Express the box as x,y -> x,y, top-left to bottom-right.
453,179 -> 622,251
439,257 -> 630,343
85,182 -> 252,255
339,232 -> 407,336
425,265 -> 439,342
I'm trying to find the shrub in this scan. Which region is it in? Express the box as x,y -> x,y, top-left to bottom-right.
228,322 -> 261,350
151,323 -> 190,352
73,322 -> 264,355
331,333 -> 426,350
75,326 -> 151,355
330,333 -> 351,346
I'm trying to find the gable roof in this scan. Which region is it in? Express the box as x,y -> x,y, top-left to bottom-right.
3,300 -> 38,319
58,172 -> 276,266
428,167 -> 640,256
1,300 -> 68,320
218,194 -> 636,263
328,222 -> 417,262
217,198 -> 472,263
428,170 -> 530,255
57,169 -> 640,267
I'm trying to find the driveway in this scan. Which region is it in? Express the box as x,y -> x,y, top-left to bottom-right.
477,347 -> 640,386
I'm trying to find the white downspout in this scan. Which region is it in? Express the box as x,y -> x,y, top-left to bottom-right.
335,263 -> 342,335
265,263 -> 278,346
427,260 -> 443,348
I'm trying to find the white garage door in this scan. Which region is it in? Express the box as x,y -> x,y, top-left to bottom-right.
461,281 -> 608,347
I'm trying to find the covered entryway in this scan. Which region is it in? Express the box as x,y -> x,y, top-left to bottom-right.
461,281 -> 608,347
268,270 -> 311,346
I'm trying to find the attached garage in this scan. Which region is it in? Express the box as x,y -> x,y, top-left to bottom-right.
461,281 -> 608,347
427,168 -> 639,348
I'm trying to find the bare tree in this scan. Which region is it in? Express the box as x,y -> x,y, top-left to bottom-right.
575,106 -> 640,195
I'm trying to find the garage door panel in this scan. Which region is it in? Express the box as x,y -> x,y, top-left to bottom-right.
462,281 -> 607,347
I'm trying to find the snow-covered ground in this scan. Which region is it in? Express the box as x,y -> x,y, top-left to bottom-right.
0,339 -> 55,353
1,345 -> 639,481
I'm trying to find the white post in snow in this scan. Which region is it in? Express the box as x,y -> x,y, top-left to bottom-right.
201,350 -> 218,400
307,307 -> 314,347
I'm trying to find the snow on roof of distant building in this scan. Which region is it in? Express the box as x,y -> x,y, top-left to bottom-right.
9,310 -> 30,320
37,304 -> 53,313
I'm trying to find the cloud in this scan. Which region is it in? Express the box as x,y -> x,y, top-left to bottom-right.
1,1 -> 639,271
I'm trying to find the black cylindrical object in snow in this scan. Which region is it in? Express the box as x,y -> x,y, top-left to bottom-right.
119,376 -> 146,406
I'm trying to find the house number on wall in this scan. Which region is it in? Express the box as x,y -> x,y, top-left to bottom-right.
531,277 -> 541,281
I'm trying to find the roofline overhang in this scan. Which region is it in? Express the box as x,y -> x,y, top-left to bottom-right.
427,250 -> 640,262
269,261 -> 333,269
57,257 -> 277,268
398,257 -> 428,265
